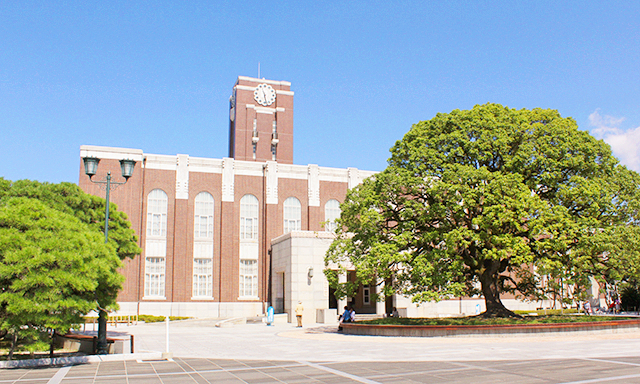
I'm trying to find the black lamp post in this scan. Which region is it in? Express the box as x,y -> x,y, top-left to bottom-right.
82,156 -> 136,354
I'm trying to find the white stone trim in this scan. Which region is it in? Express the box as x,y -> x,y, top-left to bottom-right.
277,163 -> 309,180
188,157 -> 223,174
255,107 -> 276,115
237,296 -> 260,301
275,90 -> 294,96
80,145 -> 144,162
265,161 -> 278,205
222,158 -> 235,202
233,160 -> 264,177
236,76 -> 292,87
308,164 -> 320,207
244,104 -> 283,115
348,167 -> 360,190
145,154 -> 178,171
190,296 -> 215,300
175,154 -> 189,200
271,230 -> 337,244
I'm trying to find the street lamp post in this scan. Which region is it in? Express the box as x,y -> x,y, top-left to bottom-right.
82,156 -> 136,354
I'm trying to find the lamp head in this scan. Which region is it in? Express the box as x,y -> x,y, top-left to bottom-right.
119,159 -> 136,180
83,157 -> 100,179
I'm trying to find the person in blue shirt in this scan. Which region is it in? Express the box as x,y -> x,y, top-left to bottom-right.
341,306 -> 351,322
338,305 -> 351,331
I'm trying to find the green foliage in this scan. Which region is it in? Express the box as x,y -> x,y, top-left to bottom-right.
0,178 -> 140,357
0,197 -> 123,350
514,309 -> 579,315
0,179 -> 141,260
326,104 -> 640,317
138,315 -> 166,323
620,283 -> 640,311
136,315 -> 191,323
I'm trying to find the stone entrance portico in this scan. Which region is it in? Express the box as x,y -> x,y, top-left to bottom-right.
270,231 -> 550,324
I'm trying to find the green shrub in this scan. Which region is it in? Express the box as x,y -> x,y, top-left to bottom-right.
138,315 -> 191,323
362,315 -> 625,326
621,284 -> 640,311
514,309 -> 579,316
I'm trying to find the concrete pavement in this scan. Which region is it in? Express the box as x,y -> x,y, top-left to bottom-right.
124,319 -> 640,362
3,319 -> 640,383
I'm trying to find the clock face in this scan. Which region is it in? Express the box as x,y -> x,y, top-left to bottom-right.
254,83 -> 276,106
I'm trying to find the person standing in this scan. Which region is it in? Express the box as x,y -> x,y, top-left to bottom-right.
583,300 -> 591,316
295,301 -> 304,327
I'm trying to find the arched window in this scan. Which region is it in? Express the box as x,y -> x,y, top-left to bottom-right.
145,189 -> 168,297
283,197 -> 301,234
147,189 -> 168,237
325,199 -> 340,232
239,194 -> 259,298
194,192 -> 214,239
240,194 -> 259,240
193,192 -> 214,298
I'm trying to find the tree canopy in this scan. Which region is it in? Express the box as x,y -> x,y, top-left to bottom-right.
0,179 -> 140,356
325,103 -> 640,317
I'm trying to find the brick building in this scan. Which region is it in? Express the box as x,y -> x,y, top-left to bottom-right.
79,76 -> 377,321
80,76 -> 545,322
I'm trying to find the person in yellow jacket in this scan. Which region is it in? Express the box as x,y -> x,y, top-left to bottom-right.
295,301 -> 304,327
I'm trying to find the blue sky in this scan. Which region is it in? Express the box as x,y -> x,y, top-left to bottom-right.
1,1 -> 639,183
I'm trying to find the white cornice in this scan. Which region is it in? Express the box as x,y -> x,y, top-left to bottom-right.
235,84 -> 294,96
80,145 -> 143,162
145,154 -> 178,170
236,76 -> 291,87
79,145 -> 378,185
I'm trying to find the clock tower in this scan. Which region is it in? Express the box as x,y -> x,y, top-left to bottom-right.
228,76 -> 294,164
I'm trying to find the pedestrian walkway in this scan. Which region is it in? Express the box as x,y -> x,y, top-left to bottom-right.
124,319 -> 640,362
3,320 -> 640,383
4,356 -> 640,383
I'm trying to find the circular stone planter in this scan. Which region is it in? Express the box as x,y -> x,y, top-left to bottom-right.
340,318 -> 640,337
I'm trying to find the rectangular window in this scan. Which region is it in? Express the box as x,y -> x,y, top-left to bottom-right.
148,213 -> 167,237
195,215 -> 213,238
240,217 -> 258,240
363,286 -> 370,305
239,259 -> 258,297
193,258 -> 213,297
145,257 -> 166,297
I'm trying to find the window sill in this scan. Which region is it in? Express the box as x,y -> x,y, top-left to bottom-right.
238,296 -> 260,301
142,296 -> 166,300
191,296 -> 215,301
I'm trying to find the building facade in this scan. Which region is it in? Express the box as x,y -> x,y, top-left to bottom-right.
80,76 -> 546,321
79,76 -> 376,319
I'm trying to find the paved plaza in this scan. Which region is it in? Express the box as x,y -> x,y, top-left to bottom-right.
3,319 -> 640,383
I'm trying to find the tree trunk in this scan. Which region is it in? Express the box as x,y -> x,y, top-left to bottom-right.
97,309 -> 108,354
8,332 -> 17,360
478,262 -> 521,318
49,330 -> 55,358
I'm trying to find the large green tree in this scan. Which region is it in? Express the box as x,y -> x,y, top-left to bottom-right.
0,179 -> 141,259
326,103 -> 640,317
0,179 -> 140,357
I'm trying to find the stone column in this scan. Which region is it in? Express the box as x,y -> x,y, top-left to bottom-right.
338,272 -> 347,313
376,280 -> 386,316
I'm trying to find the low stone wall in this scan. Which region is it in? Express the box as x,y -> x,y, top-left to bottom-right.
341,318 -> 640,337
55,333 -> 133,354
